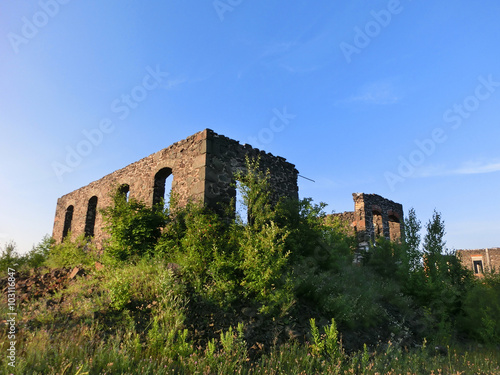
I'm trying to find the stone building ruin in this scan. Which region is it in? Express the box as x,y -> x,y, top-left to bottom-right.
53,129 -> 299,246
330,193 -> 404,246
456,248 -> 500,276
53,129 -> 407,254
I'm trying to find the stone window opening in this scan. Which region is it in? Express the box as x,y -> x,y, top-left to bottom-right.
473,258 -> 484,274
235,180 -> 249,225
388,214 -> 401,242
84,196 -> 98,238
119,184 -> 130,202
372,210 -> 383,238
152,168 -> 173,207
62,205 -> 74,241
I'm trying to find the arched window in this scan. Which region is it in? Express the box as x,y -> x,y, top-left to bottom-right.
84,196 -> 98,237
119,184 -> 130,202
388,214 -> 401,242
62,205 -> 74,241
152,168 -> 172,206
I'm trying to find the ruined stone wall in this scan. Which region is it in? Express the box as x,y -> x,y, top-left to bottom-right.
354,193 -> 404,242
204,130 -> 298,212
53,129 -> 298,247
457,248 -> 500,275
327,211 -> 357,236
329,193 -> 404,243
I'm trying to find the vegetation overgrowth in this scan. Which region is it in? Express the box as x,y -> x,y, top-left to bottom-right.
1,157 -> 499,374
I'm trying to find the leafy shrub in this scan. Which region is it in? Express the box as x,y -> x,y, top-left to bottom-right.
25,235 -> 54,269
233,156 -> 275,227
109,276 -> 132,310
156,201 -> 239,303
0,241 -> 22,275
298,262 -> 405,329
0,236 -> 55,276
102,188 -> 166,262
277,197 -> 356,266
364,237 -> 404,279
45,234 -> 97,269
460,273 -> 500,344
238,221 -> 293,313
154,157 -> 296,312
309,318 -> 342,362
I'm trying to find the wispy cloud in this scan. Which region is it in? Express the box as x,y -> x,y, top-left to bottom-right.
161,77 -> 188,90
415,160 -> 500,178
337,81 -> 401,106
236,15 -> 337,79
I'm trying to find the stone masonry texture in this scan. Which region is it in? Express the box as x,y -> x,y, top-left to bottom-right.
456,248 -> 500,276
53,129 -> 299,247
330,193 -> 404,244
52,129 -> 499,271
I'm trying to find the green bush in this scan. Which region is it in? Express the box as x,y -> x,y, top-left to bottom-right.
238,220 -> 293,313
0,241 -> 22,275
364,237 -> 404,279
0,236 -> 55,276
309,318 -> 342,362
168,203 -> 233,293
460,273 -> 500,344
102,188 -> 166,262
154,157 -> 297,312
233,156 -> 275,227
45,234 -> 97,269
25,235 -> 54,269
109,276 -> 132,310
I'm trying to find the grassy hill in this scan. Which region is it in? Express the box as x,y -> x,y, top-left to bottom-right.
1,160 -> 499,374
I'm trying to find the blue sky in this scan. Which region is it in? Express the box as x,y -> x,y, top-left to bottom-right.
1,0 -> 499,253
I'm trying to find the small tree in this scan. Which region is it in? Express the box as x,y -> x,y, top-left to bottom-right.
234,156 -> 275,227
26,235 -> 54,268
422,209 -> 446,281
234,157 -> 293,312
419,210 -> 472,338
403,207 -> 422,272
0,241 -> 21,272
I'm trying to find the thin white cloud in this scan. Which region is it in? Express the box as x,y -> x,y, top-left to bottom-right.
415,160 -> 500,178
337,81 -> 401,106
455,161 -> 500,175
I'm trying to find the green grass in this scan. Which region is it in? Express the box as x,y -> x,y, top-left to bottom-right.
2,259 -> 499,375
2,159 -> 499,374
